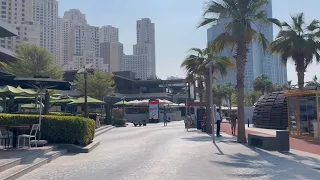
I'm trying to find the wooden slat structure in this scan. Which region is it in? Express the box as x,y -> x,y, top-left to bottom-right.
284,87 -> 320,140
252,91 -> 288,130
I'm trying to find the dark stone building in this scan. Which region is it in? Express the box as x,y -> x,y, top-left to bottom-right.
62,70 -> 187,103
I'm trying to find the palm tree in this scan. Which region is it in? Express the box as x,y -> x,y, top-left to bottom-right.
224,82 -> 235,117
270,13 -> 320,90
281,80 -> 296,90
198,0 -> 279,143
213,85 -> 227,121
245,91 -> 262,106
306,75 -> 320,87
253,75 -> 273,95
213,85 -> 227,117
181,47 -> 234,133
185,73 -> 205,104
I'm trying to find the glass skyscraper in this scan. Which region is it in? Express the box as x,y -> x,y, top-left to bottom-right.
207,0 -> 287,92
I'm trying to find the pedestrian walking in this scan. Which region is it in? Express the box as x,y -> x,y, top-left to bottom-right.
163,113 -> 168,126
215,109 -> 221,137
185,113 -> 192,131
230,111 -> 237,135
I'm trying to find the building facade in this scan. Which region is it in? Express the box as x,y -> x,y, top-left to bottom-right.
64,53 -> 108,72
0,0 -> 40,50
0,19 -> 18,61
100,41 -> 123,72
121,18 -> 156,80
207,0 -> 287,91
61,9 -> 87,66
32,0 -> 59,65
99,25 -> 123,72
62,9 -> 108,72
99,25 -> 118,43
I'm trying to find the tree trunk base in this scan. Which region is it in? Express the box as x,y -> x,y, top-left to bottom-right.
237,138 -> 247,143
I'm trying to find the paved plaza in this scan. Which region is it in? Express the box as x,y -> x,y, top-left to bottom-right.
18,122 -> 320,180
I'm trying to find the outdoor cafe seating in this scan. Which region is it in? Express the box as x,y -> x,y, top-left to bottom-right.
17,124 -> 39,148
0,124 -> 39,149
0,128 -> 12,149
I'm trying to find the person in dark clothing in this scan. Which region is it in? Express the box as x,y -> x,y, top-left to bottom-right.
163,113 -> 168,126
215,109 -> 221,137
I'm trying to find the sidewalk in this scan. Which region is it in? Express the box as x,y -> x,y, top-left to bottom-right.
220,123 -> 320,155
207,132 -> 320,179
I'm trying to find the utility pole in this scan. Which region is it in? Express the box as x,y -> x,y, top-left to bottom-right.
84,71 -> 88,118
206,62 -> 215,143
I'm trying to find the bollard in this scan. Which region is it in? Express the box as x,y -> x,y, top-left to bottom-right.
247,117 -> 250,127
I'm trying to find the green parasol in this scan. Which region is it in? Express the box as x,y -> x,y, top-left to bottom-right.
114,100 -> 129,106
68,96 -> 105,105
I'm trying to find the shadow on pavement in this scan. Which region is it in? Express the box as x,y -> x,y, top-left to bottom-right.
181,136 -> 212,142
214,143 -> 224,155
279,151 -> 320,165
185,129 -> 199,133
216,136 -> 237,143
210,144 -> 320,179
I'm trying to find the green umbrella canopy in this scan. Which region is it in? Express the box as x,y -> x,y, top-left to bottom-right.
114,100 -> 129,105
50,98 -> 73,104
21,103 -> 43,109
17,86 -> 37,95
0,96 -> 37,101
0,85 -> 26,96
68,96 -> 105,105
0,85 -> 37,96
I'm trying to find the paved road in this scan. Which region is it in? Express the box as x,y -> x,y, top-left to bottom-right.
18,122 -> 320,180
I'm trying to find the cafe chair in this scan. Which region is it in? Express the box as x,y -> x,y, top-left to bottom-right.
18,124 -> 39,148
0,128 -> 13,148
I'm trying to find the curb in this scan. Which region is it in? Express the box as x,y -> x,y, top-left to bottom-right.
95,126 -> 115,137
57,141 -> 100,153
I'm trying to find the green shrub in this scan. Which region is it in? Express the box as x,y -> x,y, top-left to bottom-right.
0,114 -> 95,147
49,112 -> 73,116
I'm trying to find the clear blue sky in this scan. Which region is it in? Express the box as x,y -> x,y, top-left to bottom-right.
59,0 -> 320,84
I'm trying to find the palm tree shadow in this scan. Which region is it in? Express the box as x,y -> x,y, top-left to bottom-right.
210,145 -> 320,179
181,136 -> 212,142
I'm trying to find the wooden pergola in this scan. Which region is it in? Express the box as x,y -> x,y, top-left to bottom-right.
285,90 -> 320,141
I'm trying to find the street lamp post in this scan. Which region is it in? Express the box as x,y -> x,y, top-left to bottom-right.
77,63 -> 92,118
206,62 -> 215,143
84,71 -> 88,118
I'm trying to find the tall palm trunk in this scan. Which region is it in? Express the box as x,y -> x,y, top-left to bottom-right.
204,76 -> 212,134
296,60 -> 305,90
235,42 -> 248,143
198,79 -> 205,104
218,102 -> 222,120
228,95 -> 232,122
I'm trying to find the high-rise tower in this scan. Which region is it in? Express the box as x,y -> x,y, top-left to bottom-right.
207,0 -> 287,91
121,18 -> 156,80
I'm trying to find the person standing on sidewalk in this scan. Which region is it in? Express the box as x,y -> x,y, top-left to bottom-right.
215,109 -> 221,137
230,111 -> 237,135
163,113 -> 168,126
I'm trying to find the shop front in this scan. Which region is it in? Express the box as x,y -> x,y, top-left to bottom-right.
285,90 -> 320,140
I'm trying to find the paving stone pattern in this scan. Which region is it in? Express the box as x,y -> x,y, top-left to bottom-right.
17,122 -> 320,180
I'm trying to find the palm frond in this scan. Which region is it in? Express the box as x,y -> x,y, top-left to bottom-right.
197,18 -> 219,28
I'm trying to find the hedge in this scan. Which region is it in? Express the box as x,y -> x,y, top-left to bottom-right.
49,112 -> 73,116
0,114 -> 95,147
